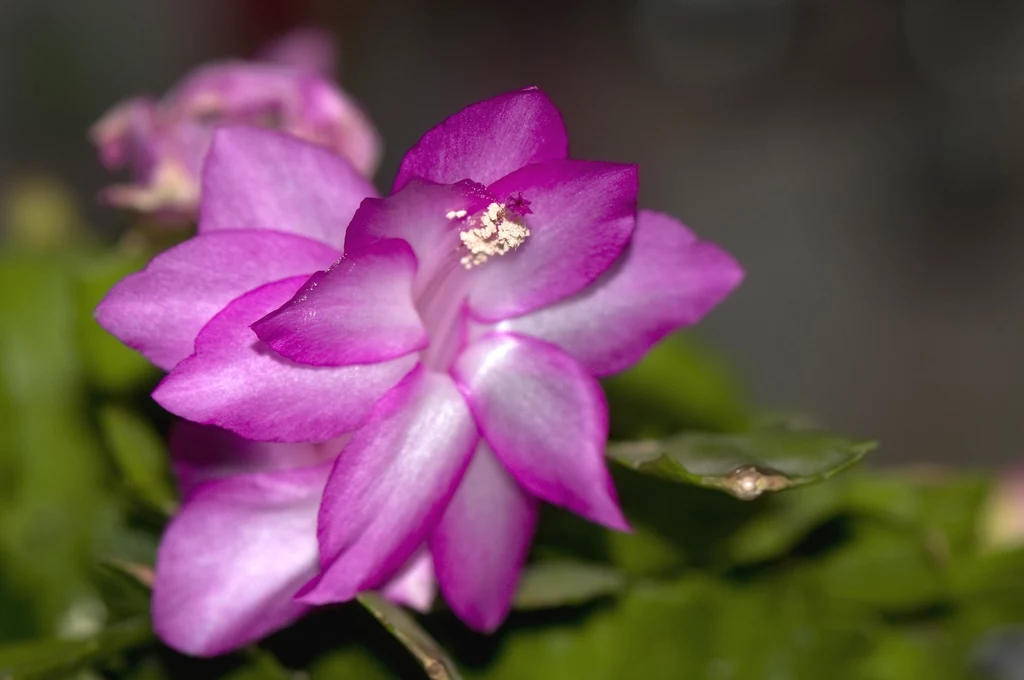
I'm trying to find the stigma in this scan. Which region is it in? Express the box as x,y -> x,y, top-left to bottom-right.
458,202 -> 531,269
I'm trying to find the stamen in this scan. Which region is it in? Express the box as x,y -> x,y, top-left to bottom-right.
504,192 -> 533,216
458,202 -> 530,269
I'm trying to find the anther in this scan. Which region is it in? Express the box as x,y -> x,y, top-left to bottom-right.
458,202 -> 530,269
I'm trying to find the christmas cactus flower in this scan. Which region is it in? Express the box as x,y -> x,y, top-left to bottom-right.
254,26 -> 338,78
96,86 -> 742,646
156,422 -> 434,656
90,28 -> 379,218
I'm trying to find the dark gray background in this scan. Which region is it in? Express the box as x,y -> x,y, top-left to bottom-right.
2,0 -> 1023,466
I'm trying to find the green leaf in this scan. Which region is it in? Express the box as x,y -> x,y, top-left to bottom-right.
0,617 -> 152,680
700,578 -> 870,680
478,576 -> 869,680
602,334 -> 750,438
123,655 -> 171,680
855,628 -> 961,680
309,648 -> 396,680
223,648 -> 296,680
98,558 -> 155,591
0,254 -> 116,638
98,405 -> 177,515
607,427 -> 876,499
808,519 -> 946,610
727,469 -> 990,567
72,252 -> 156,393
841,471 -> 990,562
465,597 -> 622,680
512,561 -> 627,610
726,483 -> 844,564
950,548 -> 1024,635
953,547 -> 1024,599
608,469 -> 758,573
357,592 -> 462,680
533,472 -> 757,577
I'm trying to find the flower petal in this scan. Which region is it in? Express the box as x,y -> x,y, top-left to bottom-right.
429,442 -> 539,632
452,333 -> 627,530
257,27 -> 337,76
95,230 -> 338,371
152,462 -> 330,657
153,276 -> 417,442
393,87 -> 568,192
494,210 -> 744,375
169,421 -> 343,496
297,368 -> 478,605
467,160 -> 638,322
252,240 -> 426,366
168,64 -> 381,178
199,126 -> 377,249
90,96 -> 159,173
343,179 -> 494,286
381,549 -> 436,613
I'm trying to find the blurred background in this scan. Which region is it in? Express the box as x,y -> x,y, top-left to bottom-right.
4,0 -> 1024,466
2,3 -> 1024,678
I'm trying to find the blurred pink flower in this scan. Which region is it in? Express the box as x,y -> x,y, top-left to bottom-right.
255,26 -> 338,78
97,87 -> 742,648
90,28 -> 379,219
982,465 -> 1024,550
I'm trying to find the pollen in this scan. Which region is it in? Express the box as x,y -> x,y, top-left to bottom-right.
446,209 -> 467,219
459,202 -> 530,269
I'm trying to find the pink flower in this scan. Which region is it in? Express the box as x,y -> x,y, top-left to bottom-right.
255,27 -> 338,78
155,422 -> 433,656
982,465 -> 1024,550
96,87 -> 742,650
90,28 -> 379,218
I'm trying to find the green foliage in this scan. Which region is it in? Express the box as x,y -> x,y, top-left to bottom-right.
74,252 -> 158,392
359,593 -> 463,680
0,617 -> 152,680
607,426 -> 876,499
603,335 -> 750,436
0,203 -> 1020,680
511,561 -> 627,610
98,405 -> 177,516
0,254 -> 115,640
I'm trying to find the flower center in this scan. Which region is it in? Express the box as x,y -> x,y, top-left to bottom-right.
415,195 -> 532,371
457,201 -> 531,269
